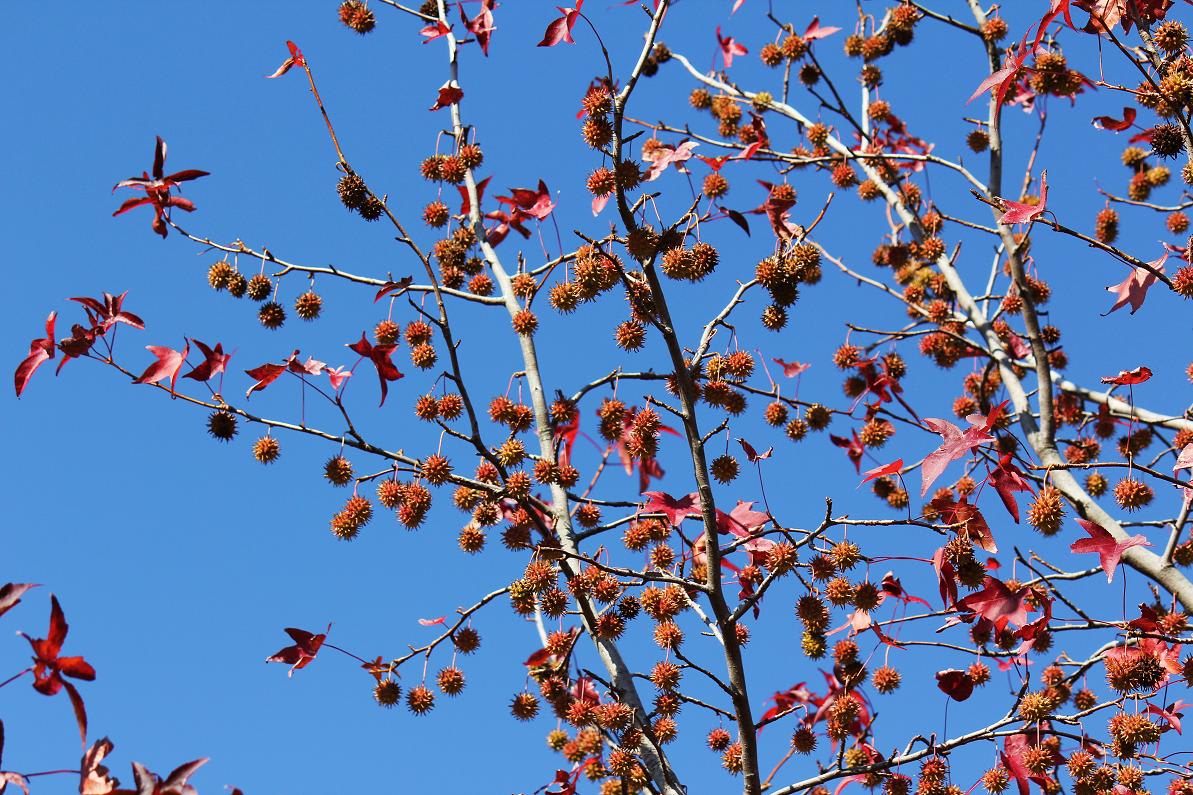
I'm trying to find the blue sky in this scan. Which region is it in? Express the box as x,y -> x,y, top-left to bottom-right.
2,2 -> 1190,794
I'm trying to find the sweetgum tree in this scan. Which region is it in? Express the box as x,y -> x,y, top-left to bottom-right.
7,1 -> 1193,794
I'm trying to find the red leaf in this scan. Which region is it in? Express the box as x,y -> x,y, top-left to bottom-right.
1145,701 -> 1187,734
244,356 -> 291,399
830,431 -> 866,474
738,437 -> 772,462
266,625 -> 329,676
374,276 -> 414,303
14,312 -> 55,397
969,33 -> 1037,107
418,616 -> 446,626
1100,365 -> 1152,385
132,343 -> 189,396
986,453 -> 1035,523
932,496 -> 998,553
997,170 -> 1048,225
861,459 -> 902,484
956,576 -> 1031,628
1070,518 -> 1151,582
182,339 -> 230,383
1105,255 -> 1165,314
347,333 -> 404,406
1092,107 -> 1137,131
715,26 -> 748,68
430,81 -> 463,111
266,40 -> 305,78
935,669 -> 975,701
0,584 -> 36,619
641,491 -> 702,526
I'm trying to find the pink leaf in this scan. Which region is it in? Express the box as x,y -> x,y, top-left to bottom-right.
326,365 -> 352,391
418,617 -> 447,626
421,20 -> 452,43
803,17 -> 841,40
538,2 -> 583,47
773,357 -> 810,377
1105,255 -> 1165,315
715,26 -> 748,68
997,170 -> 1048,225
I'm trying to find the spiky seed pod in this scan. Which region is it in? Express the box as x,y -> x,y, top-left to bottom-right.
372,678 -> 402,707
785,418 -> 809,442
337,173 -> 369,210
258,301 -> 286,329
451,626 -> 481,655
763,401 -> 788,427
703,172 -> 729,199
614,319 -> 646,351
859,419 -> 894,448
294,291 -> 322,321
586,167 -> 616,197
1027,485 -> 1065,535
457,525 -> 485,553
376,479 -> 404,509
244,273 -> 271,302
369,320 -> 399,347
253,436 -> 280,464
420,454 -> 452,486
458,142 -> 484,168
406,684 -> 436,715
208,261 -> 236,291
981,16 -> 1008,41
707,727 -> 731,752
422,200 -> 449,228
511,691 -> 540,720
1114,478 -> 1154,511
511,309 -> 538,336
410,343 -> 438,369
330,495 -> 372,540
358,195 -> 384,221
338,1 -> 376,33
802,631 -> 827,659
1174,265 -> 1193,298
581,116 -> 613,148
324,455 -> 354,486
872,665 -> 901,693
967,129 -> 990,152
1155,20 -> 1189,53
710,454 -> 739,483
1152,123 -> 1184,158
575,502 -> 602,528
438,155 -> 467,184
616,160 -> 643,191
436,666 -> 465,696
207,410 -> 238,441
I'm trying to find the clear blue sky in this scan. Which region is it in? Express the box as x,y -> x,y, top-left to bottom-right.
2,2 -> 1188,794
